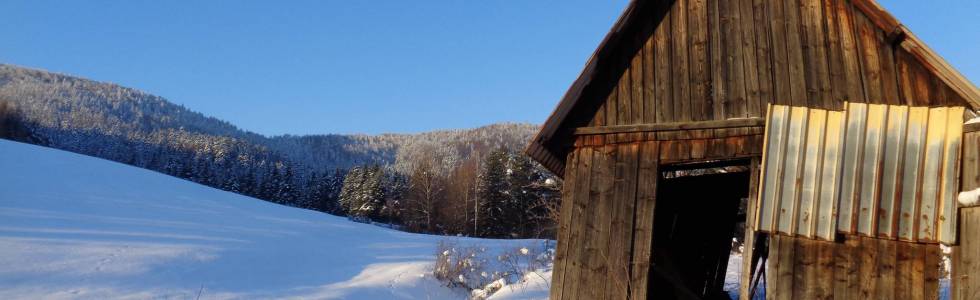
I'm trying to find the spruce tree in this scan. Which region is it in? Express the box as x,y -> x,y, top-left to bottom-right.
476,149 -> 510,237
506,154 -> 537,237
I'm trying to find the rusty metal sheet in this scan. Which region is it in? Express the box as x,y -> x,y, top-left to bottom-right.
856,104 -> 887,236
797,109 -> 826,238
816,111 -> 846,239
897,107 -> 929,240
939,109 -> 964,244
756,105 -> 788,234
838,102 -> 867,233
878,105 -> 909,238
755,102 -> 965,244
756,105 -> 845,240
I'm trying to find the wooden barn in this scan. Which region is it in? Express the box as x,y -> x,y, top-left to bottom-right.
524,0 -> 980,299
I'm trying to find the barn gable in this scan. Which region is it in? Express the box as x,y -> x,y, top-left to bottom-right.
528,0 -> 980,177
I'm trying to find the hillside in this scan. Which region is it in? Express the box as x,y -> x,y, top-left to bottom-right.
0,139 -> 550,299
0,64 -> 536,171
0,64 -> 543,215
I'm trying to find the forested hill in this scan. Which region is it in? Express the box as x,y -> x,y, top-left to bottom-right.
0,64 -> 554,238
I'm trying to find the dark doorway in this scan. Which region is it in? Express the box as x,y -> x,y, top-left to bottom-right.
648,162 -> 751,300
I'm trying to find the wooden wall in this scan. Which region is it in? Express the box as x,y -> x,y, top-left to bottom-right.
751,118 -> 976,300
766,235 -> 940,300
550,0 -> 975,298
550,130 -> 763,300
586,0 -> 970,128
953,130 -> 980,300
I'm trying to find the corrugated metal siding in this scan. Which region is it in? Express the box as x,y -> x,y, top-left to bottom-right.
755,103 -> 965,244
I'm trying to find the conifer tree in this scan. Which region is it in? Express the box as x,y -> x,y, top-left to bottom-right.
476,148 -> 510,237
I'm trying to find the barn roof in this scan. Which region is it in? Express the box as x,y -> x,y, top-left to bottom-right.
526,0 -> 980,177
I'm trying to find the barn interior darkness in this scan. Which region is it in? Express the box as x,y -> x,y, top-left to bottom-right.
649,161 -> 751,300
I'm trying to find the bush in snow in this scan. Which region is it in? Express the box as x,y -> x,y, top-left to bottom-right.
435,240 -> 554,299
434,241 -> 492,290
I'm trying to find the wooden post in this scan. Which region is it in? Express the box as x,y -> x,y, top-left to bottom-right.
953,207 -> 980,300
739,157 -> 762,300
953,131 -> 980,300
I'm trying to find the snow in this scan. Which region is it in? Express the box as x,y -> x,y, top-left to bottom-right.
959,188 -> 980,207
0,140 -> 548,299
482,270 -> 550,300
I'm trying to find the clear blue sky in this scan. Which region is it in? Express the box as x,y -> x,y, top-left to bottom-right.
1,1 -> 976,135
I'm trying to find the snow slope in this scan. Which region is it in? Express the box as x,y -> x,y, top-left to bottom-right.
0,140 -> 549,299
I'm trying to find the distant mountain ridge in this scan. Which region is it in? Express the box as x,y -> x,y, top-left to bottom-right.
0,63 -> 539,209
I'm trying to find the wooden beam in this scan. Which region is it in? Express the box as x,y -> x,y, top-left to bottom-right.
898,29 -> 980,110
965,122 -> 980,133
850,0 -> 899,33
574,118 -> 766,135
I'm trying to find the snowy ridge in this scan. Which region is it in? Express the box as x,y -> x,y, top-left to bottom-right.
0,140 -> 548,299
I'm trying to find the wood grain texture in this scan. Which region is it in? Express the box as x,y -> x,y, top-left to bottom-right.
628,142 -> 659,299
548,150 -> 579,300
671,0 -> 692,122
689,0 -> 711,121
544,0 -> 973,297
533,0 -> 977,177
765,235 -> 940,300
953,132 -> 980,300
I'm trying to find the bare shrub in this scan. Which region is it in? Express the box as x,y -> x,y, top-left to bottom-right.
434,240 -> 555,299
434,241 -> 491,290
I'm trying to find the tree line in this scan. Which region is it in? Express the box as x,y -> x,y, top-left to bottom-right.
0,65 -> 560,239
336,148 -> 560,238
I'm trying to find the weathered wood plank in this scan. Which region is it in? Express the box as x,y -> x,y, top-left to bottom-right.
549,149 -> 579,300
898,28 -> 980,109
833,235 -> 861,298
875,238 -> 897,299
896,50 -> 917,106
766,0 -> 791,107
857,236 -> 880,299
833,0 -> 867,104
739,0 -> 764,117
855,12 -> 884,104
722,0 -> 748,117
953,208 -> 980,300
773,235 -> 797,300
578,145 -> 616,299
672,0 -> 692,122
792,238 -> 817,300
751,0 -> 774,110
708,0 -> 726,120
739,157 -> 762,300
815,239 -> 835,299
800,0 -> 833,109
605,144 -> 638,299
574,118 -> 765,135
766,234 -> 781,300
964,131 -> 980,189
689,0 -> 711,121
782,0 -> 808,107
629,141 -> 659,300
618,68 -> 633,125
851,0 -> 900,32
643,35 -> 656,124
821,0 -> 846,110
561,147 -> 594,299
606,86 -> 620,127
895,241 -> 912,299
875,28 -> 901,106
910,242 -> 925,300
655,5 -> 673,123
923,243 -> 940,299
630,53 -> 644,124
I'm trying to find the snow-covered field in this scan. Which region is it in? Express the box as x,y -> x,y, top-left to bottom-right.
0,140 -> 549,299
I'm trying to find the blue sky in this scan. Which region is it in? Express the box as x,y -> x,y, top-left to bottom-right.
1,1 -> 976,135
